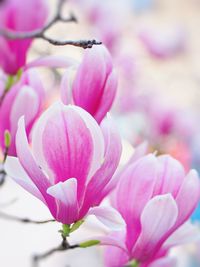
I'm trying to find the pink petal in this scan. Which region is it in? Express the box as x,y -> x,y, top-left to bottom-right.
72,46 -> 112,118
32,103 -> 104,187
5,156 -> 45,203
154,155 -> 185,198
174,169 -> 200,228
47,178 -> 79,224
116,154 -> 158,249
94,70 -> 117,123
80,117 -> 122,213
87,206 -> 125,230
35,103 -> 94,202
103,232 -> 129,267
10,85 -> 40,139
69,105 -> 105,180
16,117 -> 56,217
132,194 -> 178,261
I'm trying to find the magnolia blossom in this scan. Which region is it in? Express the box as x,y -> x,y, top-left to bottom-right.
0,0 -> 48,74
61,46 -> 117,123
0,69 -> 45,156
103,154 -> 200,267
5,102 -> 122,225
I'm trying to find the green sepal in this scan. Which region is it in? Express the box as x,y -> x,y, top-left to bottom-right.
70,220 -> 84,233
61,224 -> 70,238
79,240 -> 100,248
5,75 -> 15,91
4,130 -> 11,148
128,260 -> 139,267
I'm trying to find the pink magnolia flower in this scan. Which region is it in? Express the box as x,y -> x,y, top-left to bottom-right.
61,46 -> 117,124
103,154 -> 200,267
0,0 -> 48,74
0,69 -> 45,156
5,102 -> 122,225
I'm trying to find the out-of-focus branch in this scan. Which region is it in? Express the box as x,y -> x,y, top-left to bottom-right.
0,211 -> 55,224
0,0 -> 102,49
33,236 -> 79,267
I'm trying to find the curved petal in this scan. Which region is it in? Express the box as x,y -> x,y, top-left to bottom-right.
72,46 -> 112,118
132,194 -> 178,261
87,206 -> 125,231
5,156 -> 45,203
80,117 -> 122,214
154,155 -> 185,198
32,103 -> 104,187
94,70 -> 117,123
115,154 -> 158,249
47,178 -> 79,224
33,103 -> 94,202
16,117 -> 56,216
174,169 -> 200,228
104,246 -> 129,267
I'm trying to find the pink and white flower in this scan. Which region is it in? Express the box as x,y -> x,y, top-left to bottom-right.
103,154 -> 200,267
61,46 -> 117,124
0,69 -> 45,156
5,102 -> 122,225
0,0 -> 48,74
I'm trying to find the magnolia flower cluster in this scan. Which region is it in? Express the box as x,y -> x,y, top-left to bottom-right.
0,1 -> 200,267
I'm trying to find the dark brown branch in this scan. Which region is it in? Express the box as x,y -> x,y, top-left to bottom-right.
0,211 -> 55,224
0,0 -> 101,49
33,236 -> 79,267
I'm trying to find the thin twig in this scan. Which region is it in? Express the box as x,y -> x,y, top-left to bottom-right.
0,0 -> 101,49
0,211 -> 55,224
33,236 -> 79,267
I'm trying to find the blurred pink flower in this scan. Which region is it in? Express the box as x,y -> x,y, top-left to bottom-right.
61,46 -> 117,123
138,26 -> 186,59
103,154 -> 200,267
0,0 -> 48,74
0,69 -> 45,156
5,102 -> 122,225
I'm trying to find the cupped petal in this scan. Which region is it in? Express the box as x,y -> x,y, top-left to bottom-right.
16,117 -> 56,216
72,46 -> 112,117
32,103 -> 104,189
87,206 -> 125,231
174,169 -> 200,228
80,117 -> 122,214
115,154 -> 158,249
33,103 -> 94,202
69,105 -> 105,180
94,70 -> 117,123
132,194 -> 178,261
154,155 -> 185,198
47,178 -> 79,224
5,156 -> 45,203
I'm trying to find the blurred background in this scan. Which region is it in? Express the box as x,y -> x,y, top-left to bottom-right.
1,0 -> 200,266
